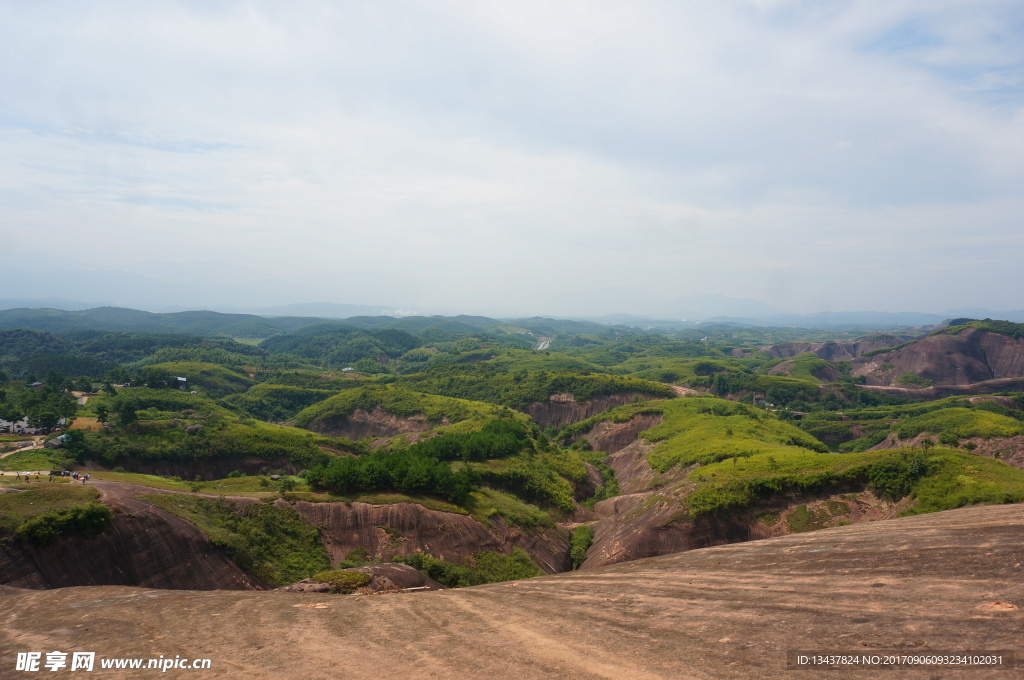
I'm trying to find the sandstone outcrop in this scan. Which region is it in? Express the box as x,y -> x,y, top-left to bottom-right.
5,504 -> 1020,680
762,335 -> 906,361
0,483 -> 264,590
852,329 -> 1024,386
522,393 -> 647,428
300,406 -> 437,439
284,499 -> 572,574
277,563 -> 444,594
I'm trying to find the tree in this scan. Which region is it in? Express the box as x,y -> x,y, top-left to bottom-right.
95,405 -> 109,423
62,429 -> 89,458
28,407 -> 61,430
114,400 -> 137,427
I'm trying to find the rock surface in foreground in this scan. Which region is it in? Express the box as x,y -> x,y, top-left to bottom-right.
2,503 -> 1022,679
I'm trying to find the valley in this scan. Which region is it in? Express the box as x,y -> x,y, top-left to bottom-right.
2,309 -> 1024,675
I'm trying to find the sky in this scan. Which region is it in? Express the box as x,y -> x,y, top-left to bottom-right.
1,0 -> 1023,318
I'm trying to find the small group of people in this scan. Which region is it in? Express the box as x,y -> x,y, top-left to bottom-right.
1,470 -> 90,483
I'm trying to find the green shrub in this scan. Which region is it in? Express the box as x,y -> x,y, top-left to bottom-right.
310,569 -> 371,593
394,548 -> 542,587
16,503 -> 114,545
141,495 -> 329,586
569,526 -> 594,569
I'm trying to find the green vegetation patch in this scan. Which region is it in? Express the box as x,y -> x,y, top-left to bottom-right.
220,383 -> 334,422
69,388 -> 344,469
569,525 -> 594,569
467,488 -> 554,527
778,353 -> 834,383
309,569 -> 372,593
894,371 -> 933,388
141,494 -> 330,586
0,449 -> 61,472
394,363 -> 673,409
905,453 -> 1024,514
578,449 -> 621,510
938,319 -> 1024,339
684,447 -> 1024,519
559,401 -> 668,442
785,501 -> 850,533
471,451 -> 582,514
895,408 -> 1024,441
139,362 -> 255,397
0,482 -> 102,531
394,547 -> 543,587
16,502 -> 113,545
294,384 -> 502,429
643,398 -> 828,472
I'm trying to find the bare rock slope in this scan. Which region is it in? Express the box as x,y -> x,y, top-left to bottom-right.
2,503 -> 1021,679
0,481 -> 264,591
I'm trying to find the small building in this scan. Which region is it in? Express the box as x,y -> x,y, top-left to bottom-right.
44,434 -> 70,449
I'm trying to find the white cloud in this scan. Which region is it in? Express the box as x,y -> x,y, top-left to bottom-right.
0,0 -> 1022,316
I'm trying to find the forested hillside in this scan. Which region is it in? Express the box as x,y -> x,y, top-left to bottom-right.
4,308 -> 1024,592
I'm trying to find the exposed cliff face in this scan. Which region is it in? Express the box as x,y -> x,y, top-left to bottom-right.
852,329 -> 1024,386
868,431 -> 1024,472
582,414 -> 663,454
277,563 -> 444,594
523,393 -> 645,428
959,435 -> 1024,471
0,485 -> 265,590
763,336 -> 905,361
285,500 -> 572,574
574,413 -> 908,570
767,360 -> 841,382
301,406 -> 438,439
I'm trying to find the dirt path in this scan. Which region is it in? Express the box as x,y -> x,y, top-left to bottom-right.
0,436 -> 45,459
668,384 -> 706,397
2,503 -> 1022,679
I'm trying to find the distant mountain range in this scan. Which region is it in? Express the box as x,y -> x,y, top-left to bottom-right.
2,297 -> 1023,332
0,306 -> 618,339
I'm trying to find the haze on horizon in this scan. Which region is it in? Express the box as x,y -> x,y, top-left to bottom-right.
1,1 -> 1023,319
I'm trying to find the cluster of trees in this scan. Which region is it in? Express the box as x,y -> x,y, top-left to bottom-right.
305,419 -> 536,503
406,419 -> 532,462
305,449 -> 479,504
395,365 -> 672,409
0,376 -> 77,429
393,548 -> 542,587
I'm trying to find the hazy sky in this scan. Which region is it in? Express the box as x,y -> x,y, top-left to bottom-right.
2,1 -> 1022,317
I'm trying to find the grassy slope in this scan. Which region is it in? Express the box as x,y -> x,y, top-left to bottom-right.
145,362 -> 255,397
220,383 -> 335,422
895,408 -> 1024,440
642,398 -> 828,471
561,395 -> 1024,521
0,481 -> 100,530
293,384 -> 522,432
141,494 -> 330,586
686,447 -> 1024,518
81,388 -> 351,466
